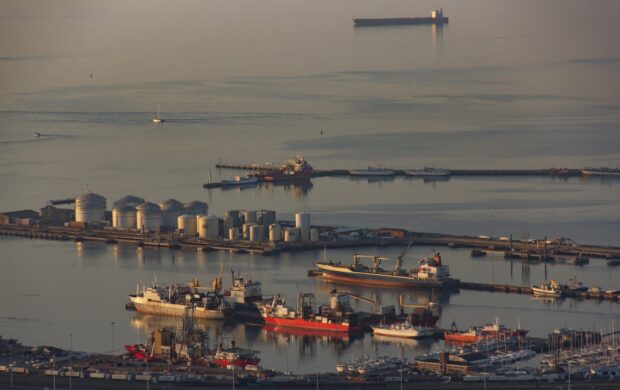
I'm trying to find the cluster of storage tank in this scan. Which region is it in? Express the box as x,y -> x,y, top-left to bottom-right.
110,195 -> 208,232
77,192 -> 319,242
223,211 -> 318,243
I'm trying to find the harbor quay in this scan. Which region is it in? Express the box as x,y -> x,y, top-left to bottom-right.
2,329 -> 619,389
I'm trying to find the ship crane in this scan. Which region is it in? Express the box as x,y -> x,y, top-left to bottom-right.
395,239 -> 415,273
353,254 -> 390,272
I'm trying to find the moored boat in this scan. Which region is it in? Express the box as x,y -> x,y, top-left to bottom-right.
314,251 -> 458,289
256,291 -> 360,333
262,155 -> 313,182
581,167 -> 620,176
349,167 -> 395,176
128,275 -> 233,319
531,280 -> 562,298
221,175 -> 259,187
371,321 -> 434,339
210,342 -> 260,369
444,327 -> 488,343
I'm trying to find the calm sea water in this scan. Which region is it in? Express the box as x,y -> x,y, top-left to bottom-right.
1,0 -> 620,374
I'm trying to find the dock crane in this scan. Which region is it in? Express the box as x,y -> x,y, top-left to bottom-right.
394,239 -> 415,273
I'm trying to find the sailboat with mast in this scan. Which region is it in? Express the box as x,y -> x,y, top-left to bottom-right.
152,104 -> 165,124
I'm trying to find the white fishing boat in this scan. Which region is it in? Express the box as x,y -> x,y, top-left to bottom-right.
371,321 -> 434,339
531,279 -> 562,298
221,175 -> 259,187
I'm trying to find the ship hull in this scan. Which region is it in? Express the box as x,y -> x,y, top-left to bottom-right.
316,263 -> 456,289
263,168 -> 313,182
354,17 -> 448,27
531,287 -> 561,297
262,316 -> 351,332
444,333 -> 486,343
371,326 -> 433,339
130,297 -> 231,319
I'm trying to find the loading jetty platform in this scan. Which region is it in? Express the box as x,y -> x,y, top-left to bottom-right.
206,162 -> 583,188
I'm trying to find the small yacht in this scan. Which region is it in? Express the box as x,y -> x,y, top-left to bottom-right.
152,104 -> 165,123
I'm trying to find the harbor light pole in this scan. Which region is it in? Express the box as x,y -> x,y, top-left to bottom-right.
69,333 -> 73,390
110,321 -> 115,353
9,343 -> 13,388
51,356 -> 56,390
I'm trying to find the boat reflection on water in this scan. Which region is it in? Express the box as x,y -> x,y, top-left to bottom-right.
256,324 -> 360,357
262,180 -> 313,198
349,175 -> 396,184
371,334 -> 436,349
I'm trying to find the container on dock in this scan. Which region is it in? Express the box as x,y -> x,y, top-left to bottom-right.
136,202 -> 162,231
310,228 -> 319,241
249,224 -> 264,242
112,204 -> 137,229
198,215 -> 219,239
177,214 -> 197,236
111,373 -> 133,381
159,199 -> 184,228
45,369 -> 60,376
90,372 -> 110,379
225,210 -> 240,227
299,227 -> 310,241
284,227 -> 299,242
11,367 -> 29,374
269,223 -> 282,241
158,375 -> 177,383
242,210 -> 258,224
183,201 -> 208,216
258,210 -> 276,226
295,212 -> 310,229
75,192 -> 106,223
135,373 -> 156,381
229,227 -> 240,240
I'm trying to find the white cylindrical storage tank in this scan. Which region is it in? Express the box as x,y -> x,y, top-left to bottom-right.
136,202 -> 162,231
177,214 -> 197,236
198,215 -> 219,239
242,223 -> 254,240
223,216 -> 236,233
113,195 -> 144,209
259,210 -> 276,226
184,201 -> 208,216
249,225 -> 264,242
299,228 -> 310,241
229,228 -> 240,241
295,212 -> 310,229
112,205 -> 136,229
310,228 -> 319,242
224,210 -> 240,227
284,227 -> 299,242
75,192 -> 107,223
269,224 -> 282,241
159,199 -> 184,228
242,210 -> 258,224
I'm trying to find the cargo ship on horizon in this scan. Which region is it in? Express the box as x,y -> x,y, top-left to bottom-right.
354,8 -> 448,27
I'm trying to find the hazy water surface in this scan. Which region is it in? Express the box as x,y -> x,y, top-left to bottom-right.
1,0 -> 620,374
